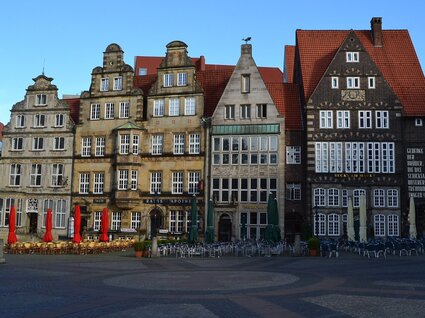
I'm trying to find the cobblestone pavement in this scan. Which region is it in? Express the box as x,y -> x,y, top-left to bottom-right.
1,251 -> 425,318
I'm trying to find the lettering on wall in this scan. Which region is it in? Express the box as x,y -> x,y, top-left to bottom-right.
407,147 -> 425,198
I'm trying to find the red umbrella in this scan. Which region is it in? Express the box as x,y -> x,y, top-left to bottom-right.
43,208 -> 53,242
99,208 -> 109,242
7,206 -> 17,244
73,205 -> 82,243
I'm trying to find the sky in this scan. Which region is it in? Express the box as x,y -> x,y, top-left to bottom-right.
1,0 -> 424,124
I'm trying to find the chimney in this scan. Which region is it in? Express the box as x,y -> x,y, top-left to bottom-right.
371,17 -> 383,47
241,44 -> 252,56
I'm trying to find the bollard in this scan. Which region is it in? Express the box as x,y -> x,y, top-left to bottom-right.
0,239 -> 5,264
294,234 -> 301,256
151,237 -> 158,257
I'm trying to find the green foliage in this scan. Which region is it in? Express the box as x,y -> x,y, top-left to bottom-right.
134,241 -> 148,252
307,237 -> 320,250
302,224 -> 313,240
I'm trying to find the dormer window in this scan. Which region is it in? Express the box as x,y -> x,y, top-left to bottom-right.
164,74 -> 174,87
415,118 -> 423,127
113,77 -> 123,90
177,73 -> 187,86
241,74 -> 250,93
100,78 -> 109,91
36,94 -> 47,105
346,52 -> 359,62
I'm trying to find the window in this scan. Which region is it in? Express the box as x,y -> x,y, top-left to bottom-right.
184,97 -> 196,115
95,137 -> 105,156
132,135 -> 139,155
320,111 -> 333,128
173,134 -> 185,154
55,114 -> 64,127
329,142 -> 343,173
79,173 -> 89,194
93,173 -> 104,194
353,189 -> 366,207
374,214 -> 385,236
376,111 -> 389,129
169,98 -> 180,116
139,68 -> 147,76
189,133 -> 200,154
119,102 -> 130,118
359,111 -> 372,128
382,143 -> 395,173
54,137 -> 65,150
32,137 -> 44,151
172,172 -> 184,194
346,52 -> 359,62
169,210 -> 186,233
90,104 -> 100,120
81,137 -> 91,157
388,214 -> 399,236
286,183 -> 301,200
225,105 -> 235,119
111,212 -> 121,231
93,211 -> 102,231
337,111 -> 350,128
100,78 -> 109,91
130,170 -> 138,190
286,146 -> 301,164
346,142 -> 365,173
341,189 -> 349,207
373,189 -> 385,207
315,142 -> 328,173
119,135 -> 130,154
177,73 -> 187,86
347,77 -> 360,89
131,212 -> 141,230
241,74 -> 250,93
415,118 -> 423,127
188,171 -> 200,194
16,115 -> 25,128
163,74 -> 174,87
113,77 -> 123,90
154,99 -> 164,117
51,164 -> 64,187
368,77 -> 376,89
240,104 -> 251,119
30,164 -> 42,186
150,172 -> 162,194
314,213 -> 326,236
328,214 -> 340,236
151,135 -> 163,155
36,94 -> 47,105
257,104 -> 267,118
328,188 -> 339,206
105,103 -> 114,119
367,142 -> 380,173
387,189 -> 398,207
34,114 -> 45,127
314,188 -> 326,206
55,200 -> 67,228
11,137 -> 23,151
331,77 -> 339,89
118,170 -> 128,190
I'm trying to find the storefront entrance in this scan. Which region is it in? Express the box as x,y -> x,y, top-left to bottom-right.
29,213 -> 38,234
218,214 -> 232,242
150,209 -> 163,238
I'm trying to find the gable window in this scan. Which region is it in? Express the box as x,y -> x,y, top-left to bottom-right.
169,98 -> 180,116
119,102 -> 130,118
184,97 -> 196,115
346,52 -> 359,62
347,77 -> 360,89
359,111 -> 372,128
368,77 -> 376,89
100,78 -> 109,91
376,111 -> 389,129
286,146 -> 301,164
241,74 -> 250,93
415,118 -> 423,127
34,114 -> 45,127
105,103 -> 114,119
337,111 -> 350,128
36,94 -> 47,105
54,137 -> 65,150
55,114 -> 64,127
320,110 -> 333,128
177,73 -> 187,86
225,105 -> 235,119
16,115 -> 25,128
257,104 -> 267,118
113,77 -> 123,90
90,104 -> 100,120
11,137 -> 23,151
173,134 -> 185,154
163,74 -> 174,87
154,99 -> 164,117
240,104 -> 251,119
331,77 -> 339,89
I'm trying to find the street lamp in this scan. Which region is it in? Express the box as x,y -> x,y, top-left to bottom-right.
152,190 -> 160,238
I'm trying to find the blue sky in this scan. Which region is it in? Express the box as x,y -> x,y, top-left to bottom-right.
0,0 -> 424,124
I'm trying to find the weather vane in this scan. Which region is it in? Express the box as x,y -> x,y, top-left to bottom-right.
242,37 -> 252,44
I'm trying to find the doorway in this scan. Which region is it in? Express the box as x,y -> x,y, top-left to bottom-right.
218,214 -> 232,242
29,213 -> 38,234
150,209 -> 163,238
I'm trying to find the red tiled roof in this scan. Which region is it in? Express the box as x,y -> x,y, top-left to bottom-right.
134,56 -> 163,75
284,45 -> 295,83
266,83 -> 302,131
296,29 -> 425,116
258,67 -> 283,83
63,98 -> 80,124
133,74 -> 157,95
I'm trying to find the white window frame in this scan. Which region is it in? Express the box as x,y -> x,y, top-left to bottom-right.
111,212 -> 121,231
320,110 -> 333,128
225,105 -> 235,119
32,137 -> 44,151
90,104 -> 100,120
79,173 -> 90,194
100,78 -> 109,91
11,137 -> 23,151
118,170 -> 129,190
33,114 -> 45,127
16,115 -> 25,128
241,74 -> 250,93
95,137 -> 105,156
388,214 -> 399,236
173,134 -> 185,155
359,111 -> 372,129
373,189 -> 385,207
415,118 -> 423,127
314,213 -> 326,236
328,188 -> 340,206
347,77 -> 360,89
256,104 -> 267,119
315,142 -> 328,173
113,76 -> 123,91
329,142 -> 343,173
151,135 -> 163,155
93,173 -> 104,194
387,189 -> 399,207
286,183 -> 301,200
374,214 -> 385,237
150,172 -> 162,194
184,97 -> 196,115
169,98 -> 180,116
346,52 -> 359,62
55,114 -> 64,127
328,214 -> 340,236
105,103 -> 114,119
188,171 -> 200,194
331,77 -> 339,89
36,94 -> 47,105
353,189 -> 366,208
163,74 -> 174,87
81,137 -> 91,157
154,99 -> 165,117
286,146 -> 301,164
177,72 -> 187,86
54,137 -> 65,150
51,164 -> 64,187
93,211 -> 102,231
55,199 -> 67,228
240,104 -> 251,119
375,111 -> 389,129
337,111 -> 350,128
368,77 -> 376,89
119,134 -> 130,154
132,135 -> 139,155
119,102 -> 130,118
172,171 -> 184,194
314,188 -> 326,206
189,133 -> 200,154
30,164 -> 42,187
131,212 -> 141,230
131,170 -> 138,191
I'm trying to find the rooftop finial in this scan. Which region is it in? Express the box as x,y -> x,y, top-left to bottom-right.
242,37 -> 252,44
42,58 -> 45,75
